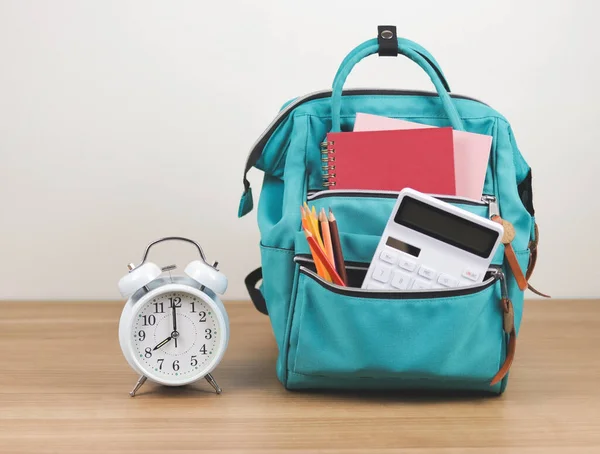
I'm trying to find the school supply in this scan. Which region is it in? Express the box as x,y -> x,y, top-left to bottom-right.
362,188 -> 504,291
354,113 -> 493,201
309,206 -> 330,281
319,209 -> 336,267
240,28 -> 542,394
303,228 -> 346,286
302,204 -> 346,285
304,204 -> 326,249
301,206 -> 330,281
322,127 -> 456,194
327,209 -> 348,286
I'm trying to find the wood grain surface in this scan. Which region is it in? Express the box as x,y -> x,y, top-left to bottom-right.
0,299 -> 599,453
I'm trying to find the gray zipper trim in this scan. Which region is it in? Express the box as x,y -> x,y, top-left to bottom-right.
297,265 -> 500,298
246,88 -> 489,170
306,189 -> 493,206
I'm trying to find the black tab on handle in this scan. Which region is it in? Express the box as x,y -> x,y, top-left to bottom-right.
377,25 -> 398,57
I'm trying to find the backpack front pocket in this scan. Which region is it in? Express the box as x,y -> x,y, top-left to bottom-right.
300,190 -> 505,265
286,262 -> 506,392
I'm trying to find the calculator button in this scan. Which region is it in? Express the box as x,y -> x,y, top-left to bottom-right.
372,265 -> 392,283
366,282 -> 385,290
437,274 -> 459,288
462,269 -> 480,281
417,266 -> 436,280
411,279 -> 431,290
397,257 -> 417,272
379,249 -> 398,265
391,271 -> 411,290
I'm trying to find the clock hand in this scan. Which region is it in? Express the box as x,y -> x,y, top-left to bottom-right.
172,303 -> 177,332
172,300 -> 178,348
152,336 -> 172,351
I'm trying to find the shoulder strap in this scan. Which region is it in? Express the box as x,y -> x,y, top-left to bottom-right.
245,268 -> 268,315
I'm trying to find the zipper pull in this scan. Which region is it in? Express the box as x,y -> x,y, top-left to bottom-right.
490,268 -> 508,299
490,270 -> 517,387
482,195 -> 499,218
496,270 -> 515,336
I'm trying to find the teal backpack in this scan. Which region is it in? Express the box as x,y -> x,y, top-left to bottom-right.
239,31 -> 539,393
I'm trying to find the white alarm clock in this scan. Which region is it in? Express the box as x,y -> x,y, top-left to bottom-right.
118,237 -> 229,397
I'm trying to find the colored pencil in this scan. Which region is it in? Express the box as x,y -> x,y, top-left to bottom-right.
310,206 -> 325,248
300,207 -> 328,279
328,209 -> 348,285
319,208 -> 336,268
304,204 -> 331,281
303,228 -> 346,286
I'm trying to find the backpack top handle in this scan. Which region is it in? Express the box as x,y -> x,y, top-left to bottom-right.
332,29 -> 451,93
330,37 -> 465,133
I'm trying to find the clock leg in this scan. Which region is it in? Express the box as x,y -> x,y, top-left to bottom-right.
129,375 -> 148,397
205,373 -> 222,394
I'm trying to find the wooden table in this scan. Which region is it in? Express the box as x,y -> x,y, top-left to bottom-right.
1,300 -> 599,453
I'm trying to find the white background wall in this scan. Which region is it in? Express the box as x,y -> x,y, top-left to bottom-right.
0,0 -> 597,300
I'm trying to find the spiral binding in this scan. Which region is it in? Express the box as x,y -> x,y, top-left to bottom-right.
320,140 -> 336,187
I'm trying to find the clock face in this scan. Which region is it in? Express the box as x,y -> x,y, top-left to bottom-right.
129,290 -> 223,384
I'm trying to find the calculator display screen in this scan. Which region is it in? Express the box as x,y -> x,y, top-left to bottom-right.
385,237 -> 421,257
394,197 -> 499,258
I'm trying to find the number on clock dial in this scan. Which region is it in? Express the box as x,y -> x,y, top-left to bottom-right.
133,292 -> 219,378
168,297 -> 181,308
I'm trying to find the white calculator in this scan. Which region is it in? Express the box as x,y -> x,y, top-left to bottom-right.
362,188 -> 504,291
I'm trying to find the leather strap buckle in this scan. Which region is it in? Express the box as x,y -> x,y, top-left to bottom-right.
502,297 -> 515,334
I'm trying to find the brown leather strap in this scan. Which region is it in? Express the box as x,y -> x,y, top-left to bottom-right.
491,330 -> 516,386
491,215 -> 528,291
528,283 -> 550,298
504,243 -> 528,291
490,297 -> 516,386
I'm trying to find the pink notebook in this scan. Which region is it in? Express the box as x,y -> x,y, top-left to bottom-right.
354,113 -> 492,200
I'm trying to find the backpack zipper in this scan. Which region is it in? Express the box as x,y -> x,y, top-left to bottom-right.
306,189 -> 493,207
295,255 -> 502,273
248,88 -> 490,165
296,263 -> 502,299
